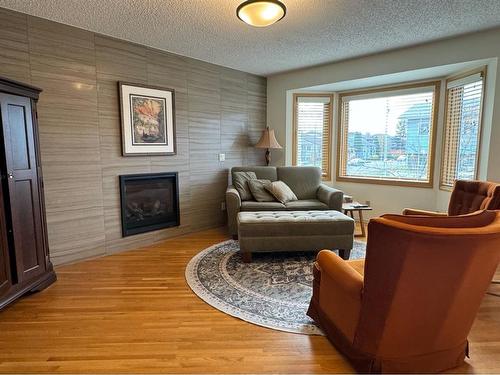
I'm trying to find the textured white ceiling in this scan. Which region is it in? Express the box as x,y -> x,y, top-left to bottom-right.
1,0 -> 500,76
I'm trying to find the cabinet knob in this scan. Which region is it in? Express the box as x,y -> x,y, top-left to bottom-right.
8,172 -> 13,179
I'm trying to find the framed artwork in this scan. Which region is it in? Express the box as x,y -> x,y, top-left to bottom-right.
118,82 -> 176,156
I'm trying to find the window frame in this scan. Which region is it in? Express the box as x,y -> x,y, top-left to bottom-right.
336,80 -> 441,188
439,67 -> 486,191
292,93 -> 334,180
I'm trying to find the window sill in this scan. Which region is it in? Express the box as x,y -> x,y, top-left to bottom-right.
336,175 -> 433,188
439,184 -> 454,192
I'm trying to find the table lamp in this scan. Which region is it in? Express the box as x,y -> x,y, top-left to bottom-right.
255,127 -> 282,166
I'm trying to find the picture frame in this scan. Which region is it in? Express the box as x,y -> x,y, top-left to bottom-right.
118,82 -> 176,156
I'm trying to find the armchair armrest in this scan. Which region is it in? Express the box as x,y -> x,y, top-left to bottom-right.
317,250 -> 363,296
313,250 -> 363,341
317,184 -> 343,211
226,185 -> 241,236
402,208 -> 448,216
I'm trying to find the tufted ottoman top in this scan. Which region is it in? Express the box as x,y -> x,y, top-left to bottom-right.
237,210 -> 354,237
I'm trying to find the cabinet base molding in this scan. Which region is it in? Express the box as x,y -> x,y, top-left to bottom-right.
0,269 -> 56,310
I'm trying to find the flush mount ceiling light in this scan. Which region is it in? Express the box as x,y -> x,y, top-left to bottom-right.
237,0 -> 286,27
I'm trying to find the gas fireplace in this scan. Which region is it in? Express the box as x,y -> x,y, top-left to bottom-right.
119,172 -> 180,237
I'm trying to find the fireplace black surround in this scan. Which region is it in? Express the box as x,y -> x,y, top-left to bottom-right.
119,172 -> 180,237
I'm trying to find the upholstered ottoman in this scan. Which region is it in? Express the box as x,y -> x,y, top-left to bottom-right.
237,210 -> 355,262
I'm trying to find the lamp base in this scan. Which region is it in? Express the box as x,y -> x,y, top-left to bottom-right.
265,149 -> 271,166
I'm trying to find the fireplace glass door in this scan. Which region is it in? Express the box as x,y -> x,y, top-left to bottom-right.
119,172 -> 179,236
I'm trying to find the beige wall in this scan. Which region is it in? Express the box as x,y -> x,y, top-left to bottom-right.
267,28 -> 500,218
0,8 -> 266,265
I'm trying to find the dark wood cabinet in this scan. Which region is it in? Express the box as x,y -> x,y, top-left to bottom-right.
0,77 -> 56,310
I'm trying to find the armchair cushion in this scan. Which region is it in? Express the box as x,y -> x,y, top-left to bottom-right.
403,180 -> 500,217
402,208 -> 447,216
232,171 -> 256,201
449,180 -> 500,215
317,184 -> 344,211
347,259 -> 365,276
383,210 -> 496,229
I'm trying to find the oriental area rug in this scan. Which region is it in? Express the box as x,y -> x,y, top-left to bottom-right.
185,240 -> 366,335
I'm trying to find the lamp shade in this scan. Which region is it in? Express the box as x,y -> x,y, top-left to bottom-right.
255,127 -> 282,149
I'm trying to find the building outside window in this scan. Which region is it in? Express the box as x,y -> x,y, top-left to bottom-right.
337,82 -> 439,186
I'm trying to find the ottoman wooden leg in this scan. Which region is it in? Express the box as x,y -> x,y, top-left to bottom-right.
241,252 -> 252,263
339,249 -> 351,260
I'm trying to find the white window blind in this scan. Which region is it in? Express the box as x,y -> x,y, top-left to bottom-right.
441,72 -> 484,188
338,84 -> 438,185
293,95 -> 332,178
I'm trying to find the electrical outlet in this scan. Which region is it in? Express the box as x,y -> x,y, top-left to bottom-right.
219,153 -> 225,162
221,201 -> 226,211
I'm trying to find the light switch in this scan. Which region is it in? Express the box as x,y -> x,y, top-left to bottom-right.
219,153 -> 225,162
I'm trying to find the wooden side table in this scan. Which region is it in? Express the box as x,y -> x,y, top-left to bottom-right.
342,202 -> 373,238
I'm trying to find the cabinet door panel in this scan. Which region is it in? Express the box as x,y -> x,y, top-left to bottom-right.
0,93 -> 45,283
7,104 -> 31,170
15,180 -> 39,271
0,184 -> 11,297
0,248 -> 9,297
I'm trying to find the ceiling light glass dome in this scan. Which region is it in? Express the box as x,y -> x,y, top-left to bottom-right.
237,0 -> 286,27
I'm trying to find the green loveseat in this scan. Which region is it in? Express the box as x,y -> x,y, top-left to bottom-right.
226,166 -> 344,236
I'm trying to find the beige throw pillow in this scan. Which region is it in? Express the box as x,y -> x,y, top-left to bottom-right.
265,181 -> 298,204
248,179 -> 276,202
232,171 -> 257,201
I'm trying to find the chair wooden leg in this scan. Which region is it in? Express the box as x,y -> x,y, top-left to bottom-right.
339,249 -> 351,260
241,252 -> 252,263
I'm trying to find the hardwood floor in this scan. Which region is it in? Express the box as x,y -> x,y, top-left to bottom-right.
0,226 -> 499,373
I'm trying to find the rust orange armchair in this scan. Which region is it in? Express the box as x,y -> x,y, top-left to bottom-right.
403,180 -> 500,216
308,210 -> 500,373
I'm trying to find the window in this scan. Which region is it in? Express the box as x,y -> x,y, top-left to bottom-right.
292,94 -> 333,179
337,82 -> 439,187
440,70 -> 485,189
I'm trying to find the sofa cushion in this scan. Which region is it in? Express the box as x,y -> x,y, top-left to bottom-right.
232,171 -> 256,201
241,201 -> 286,211
265,181 -> 298,204
248,179 -> 276,202
277,166 -> 322,200
232,166 -> 277,182
285,199 -> 328,210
